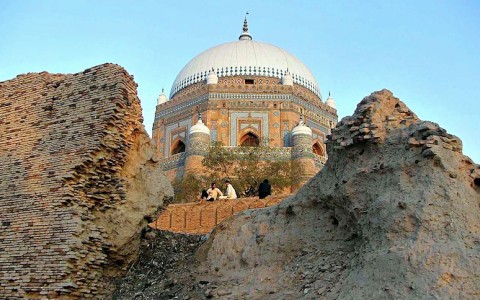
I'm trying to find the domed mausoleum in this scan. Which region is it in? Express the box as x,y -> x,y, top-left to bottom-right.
153,18 -> 338,181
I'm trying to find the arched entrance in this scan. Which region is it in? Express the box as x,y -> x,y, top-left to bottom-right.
171,140 -> 186,155
239,132 -> 260,147
312,142 -> 324,156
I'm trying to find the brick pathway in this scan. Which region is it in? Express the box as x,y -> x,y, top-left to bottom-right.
149,195 -> 289,234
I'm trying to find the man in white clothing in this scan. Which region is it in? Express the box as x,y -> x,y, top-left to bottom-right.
206,182 -> 223,201
219,179 -> 237,200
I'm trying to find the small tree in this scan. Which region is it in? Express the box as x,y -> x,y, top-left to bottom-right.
201,141 -> 235,181
201,141 -> 303,197
171,173 -> 209,203
172,142 -> 306,203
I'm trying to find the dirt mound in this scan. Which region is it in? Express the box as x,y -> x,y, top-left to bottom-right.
193,89 -> 480,299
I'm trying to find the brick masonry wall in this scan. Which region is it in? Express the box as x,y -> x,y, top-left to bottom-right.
0,64 -> 172,299
150,195 -> 287,234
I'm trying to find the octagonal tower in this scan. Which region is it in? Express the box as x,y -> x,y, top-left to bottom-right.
153,17 -> 337,180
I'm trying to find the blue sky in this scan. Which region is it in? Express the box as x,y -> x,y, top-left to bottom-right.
1,1 -> 479,162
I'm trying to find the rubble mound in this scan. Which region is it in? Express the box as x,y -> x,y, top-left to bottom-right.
112,230 -> 206,299
0,64 -> 173,299
193,89 -> 480,298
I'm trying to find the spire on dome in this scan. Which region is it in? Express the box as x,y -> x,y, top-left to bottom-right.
299,114 -> 305,126
239,12 -> 252,41
243,13 -> 249,32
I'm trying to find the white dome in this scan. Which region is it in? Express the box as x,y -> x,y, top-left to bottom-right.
292,116 -> 312,136
189,118 -> 210,135
157,89 -> 167,105
281,71 -> 293,86
170,35 -> 321,99
206,69 -> 218,85
325,92 -> 336,109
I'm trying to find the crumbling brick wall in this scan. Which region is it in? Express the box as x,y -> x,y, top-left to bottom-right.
0,64 -> 173,298
151,196 -> 285,234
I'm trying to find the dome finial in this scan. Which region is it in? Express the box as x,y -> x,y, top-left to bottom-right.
239,12 -> 252,41
243,12 -> 249,32
299,113 -> 305,125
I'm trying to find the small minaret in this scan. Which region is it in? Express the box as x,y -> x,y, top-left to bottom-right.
184,113 -> 211,174
291,114 -> 316,187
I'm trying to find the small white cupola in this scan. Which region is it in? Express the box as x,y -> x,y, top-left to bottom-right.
206,68 -> 218,85
325,91 -> 336,109
292,114 -> 312,136
281,69 -> 293,86
189,113 -> 210,135
157,88 -> 168,105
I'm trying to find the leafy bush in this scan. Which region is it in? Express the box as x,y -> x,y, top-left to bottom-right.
202,142 -> 303,197
172,142 -> 305,202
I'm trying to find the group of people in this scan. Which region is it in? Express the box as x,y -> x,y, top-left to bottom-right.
201,180 -> 237,201
200,179 -> 271,201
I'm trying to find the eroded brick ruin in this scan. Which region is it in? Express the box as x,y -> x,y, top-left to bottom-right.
0,64 -> 173,298
151,196 -> 285,234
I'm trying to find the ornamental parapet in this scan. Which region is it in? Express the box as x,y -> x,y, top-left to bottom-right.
161,146 -> 327,171
292,146 -> 316,159
223,146 -> 292,161
161,152 -> 187,170
154,89 -> 337,129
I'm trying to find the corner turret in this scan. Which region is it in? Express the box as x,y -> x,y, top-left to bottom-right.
184,113 -> 211,174
292,115 -> 316,186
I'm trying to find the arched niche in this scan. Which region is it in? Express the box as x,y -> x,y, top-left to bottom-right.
240,132 -> 260,147
312,142 -> 325,156
171,139 -> 186,155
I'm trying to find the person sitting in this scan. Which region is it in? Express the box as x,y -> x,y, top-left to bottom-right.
206,182 -> 223,201
258,179 -> 271,199
219,179 -> 237,200
200,189 -> 208,201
